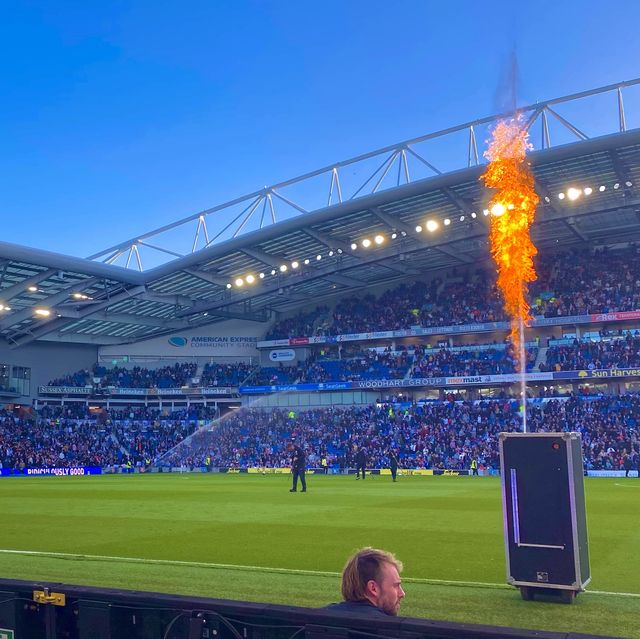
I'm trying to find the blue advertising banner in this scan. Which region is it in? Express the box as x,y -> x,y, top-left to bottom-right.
552,367 -> 640,380
0,466 -> 102,477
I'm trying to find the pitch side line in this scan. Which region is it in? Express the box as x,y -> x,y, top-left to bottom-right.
0,549 -> 638,598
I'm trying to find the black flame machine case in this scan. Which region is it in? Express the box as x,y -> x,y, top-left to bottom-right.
499,432 -> 590,603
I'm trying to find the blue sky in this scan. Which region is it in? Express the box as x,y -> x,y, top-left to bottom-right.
2,1 -> 640,263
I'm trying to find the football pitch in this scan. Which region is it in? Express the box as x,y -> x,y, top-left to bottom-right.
0,474 -> 637,638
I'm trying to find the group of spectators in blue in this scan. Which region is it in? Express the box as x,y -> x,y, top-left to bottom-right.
160,395 -> 640,473
48,362 -> 198,389
200,362 -> 254,386
265,246 -> 640,339
44,334 -> 640,391
2,394 -> 638,473
411,344 -> 536,378
540,335 -> 640,372
0,405 -> 216,471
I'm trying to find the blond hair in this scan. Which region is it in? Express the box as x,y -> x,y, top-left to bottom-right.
341,547 -> 403,602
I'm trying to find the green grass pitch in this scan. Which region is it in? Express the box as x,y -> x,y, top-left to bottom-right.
0,474 -> 637,637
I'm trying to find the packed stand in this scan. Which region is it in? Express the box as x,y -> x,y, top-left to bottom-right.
411,345 -> 537,377
47,368 -> 93,387
540,335 -> 640,372
264,246 -> 640,338
265,306 -> 329,340
163,395 -> 639,472
200,362 -> 255,387
299,349 -> 412,383
47,362 -> 198,389
0,405 -> 217,471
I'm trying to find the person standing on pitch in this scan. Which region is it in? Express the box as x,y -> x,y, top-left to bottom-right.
471,457 -> 479,476
289,441 -> 307,492
389,449 -> 399,482
356,446 -> 367,480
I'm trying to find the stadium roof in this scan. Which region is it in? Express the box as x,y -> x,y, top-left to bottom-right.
3,79 -> 640,348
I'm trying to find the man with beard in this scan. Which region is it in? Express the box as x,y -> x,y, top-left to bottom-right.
324,547 -> 405,616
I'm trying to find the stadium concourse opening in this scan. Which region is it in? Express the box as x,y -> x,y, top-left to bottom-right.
1,81 -> 640,638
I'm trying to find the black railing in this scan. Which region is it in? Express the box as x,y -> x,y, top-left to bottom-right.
0,578 -> 623,639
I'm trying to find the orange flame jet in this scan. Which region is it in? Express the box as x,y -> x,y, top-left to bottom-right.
481,118 -> 539,368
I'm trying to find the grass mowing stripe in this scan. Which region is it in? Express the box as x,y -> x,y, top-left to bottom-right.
1,548 -> 637,599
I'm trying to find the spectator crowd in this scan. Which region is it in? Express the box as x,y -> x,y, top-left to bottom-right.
265,245 -> 640,339
161,395 -> 639,473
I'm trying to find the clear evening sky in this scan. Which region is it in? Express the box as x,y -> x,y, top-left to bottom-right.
2,1 -> 640,260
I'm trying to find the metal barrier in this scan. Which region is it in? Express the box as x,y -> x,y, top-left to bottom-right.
0,578 -> 622,639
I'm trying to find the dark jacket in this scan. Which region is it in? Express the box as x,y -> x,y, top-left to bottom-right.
324,601 -> 389,616
356,449 -> 367,466
292,446 -> 306,471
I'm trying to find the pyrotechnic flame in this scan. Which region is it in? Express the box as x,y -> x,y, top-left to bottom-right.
481,117 -> 539,368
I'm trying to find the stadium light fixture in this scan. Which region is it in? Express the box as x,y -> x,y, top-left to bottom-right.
426,220 -> 439,232
374,234 -> 385,244
245,274 -> 256,284
291,261 -> 299,269
234,277 -> 244,287
304,259 -> 310,265
459,215 -> 465,222
226,283 -> 232,289
328,251 -> 334,257
483,209 -> 490,216
626,181 -> 633,187
583,187 -> 593,196
444,218 -> 451,226
361,238 -> 372,247
350,242 -> 357,250
391,232 -> 397,239
337,248 -> 343,254
567,187 -> 581,201
558,192 -> 565,200
259,272 -> 265,279
270,269 -> 276,275
0,305 -> 3,311
470,212 -> 477,219
415,225 -> 423,233
491,204 -> 505,217
614,183 -> 620,189
279,264 -> 288,272
400,231 -> 407,237
3,306 -> 10,311
599,185 -> 606,192
34,308 -> 51,317
316,254 -> 322,260
27,286 -> 38,292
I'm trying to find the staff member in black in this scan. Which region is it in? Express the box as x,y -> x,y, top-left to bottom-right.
356,446 -> 367,480
389,449 -> 399,482
289,442 -> 307,492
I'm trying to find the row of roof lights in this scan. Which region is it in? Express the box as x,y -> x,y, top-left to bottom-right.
0,289 -> 90,317
553,182 -> 632,202
226,179 -> 630,289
